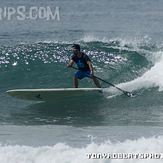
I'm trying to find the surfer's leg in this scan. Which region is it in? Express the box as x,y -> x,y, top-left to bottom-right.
73,76 -> 78,88
92,76 -> 101,88
74,71 -> 83,88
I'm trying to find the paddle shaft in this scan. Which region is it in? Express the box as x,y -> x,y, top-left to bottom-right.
70,66 -> 132,97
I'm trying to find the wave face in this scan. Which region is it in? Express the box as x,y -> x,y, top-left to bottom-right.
0,38 -> 155,89
0,37 -> 163,126
0,37 -> 161,93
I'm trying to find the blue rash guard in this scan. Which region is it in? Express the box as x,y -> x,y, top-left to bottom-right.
71,52 -> 92,79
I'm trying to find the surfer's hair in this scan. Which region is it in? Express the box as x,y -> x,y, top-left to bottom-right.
72,44 -> 80,51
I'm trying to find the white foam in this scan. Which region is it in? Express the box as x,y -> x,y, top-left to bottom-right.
0,136 -> 163,163
116,51 -> 163,92
80,34 -> 109,43
104,50 -> 163,97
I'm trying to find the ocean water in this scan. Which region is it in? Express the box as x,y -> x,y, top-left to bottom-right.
1,0 -> 163,162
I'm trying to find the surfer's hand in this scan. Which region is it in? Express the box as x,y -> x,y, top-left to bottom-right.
67,64 -> 72,68
90,71 -> 94,77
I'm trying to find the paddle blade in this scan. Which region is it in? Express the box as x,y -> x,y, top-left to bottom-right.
124,91 -> 135,98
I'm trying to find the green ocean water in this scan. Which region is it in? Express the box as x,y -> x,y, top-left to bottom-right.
0,40 -> 163,126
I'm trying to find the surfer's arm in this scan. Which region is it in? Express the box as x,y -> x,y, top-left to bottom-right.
87,61 -> 94,75
67,60 -> 74,68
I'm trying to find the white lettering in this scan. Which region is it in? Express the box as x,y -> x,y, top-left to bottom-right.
29,7 -> 38,20
46,6 -> 60,21
8,7 -> 16,20
17,6 -> 26,20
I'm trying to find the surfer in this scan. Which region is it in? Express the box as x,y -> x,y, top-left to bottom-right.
67,44 -> 101,88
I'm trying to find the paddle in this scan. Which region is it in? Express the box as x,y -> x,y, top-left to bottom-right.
70,66 -> 134,97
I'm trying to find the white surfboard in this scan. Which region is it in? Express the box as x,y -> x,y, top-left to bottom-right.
6,88 -> 103,101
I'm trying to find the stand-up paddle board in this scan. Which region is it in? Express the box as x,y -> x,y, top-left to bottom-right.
6,88 -> 103,101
